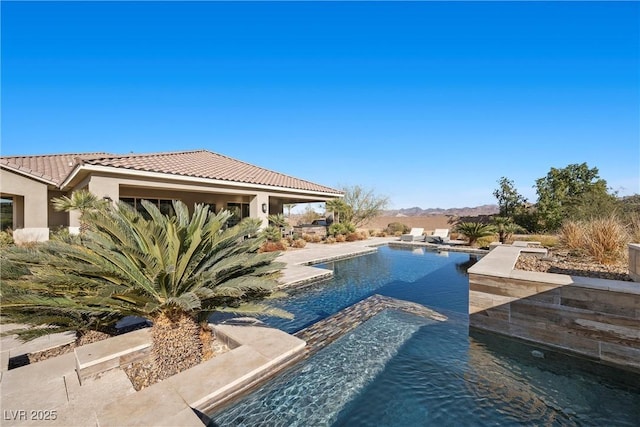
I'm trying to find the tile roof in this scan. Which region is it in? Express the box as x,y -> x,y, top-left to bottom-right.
1,150 -> 342,194
0,152 -> 111,185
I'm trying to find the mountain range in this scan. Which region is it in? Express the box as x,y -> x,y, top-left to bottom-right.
383,204 -> 499,217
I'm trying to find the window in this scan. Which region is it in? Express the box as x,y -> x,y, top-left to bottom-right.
1,197 -> 13,231
226,202 -> 250,227
119,198 -> 176,219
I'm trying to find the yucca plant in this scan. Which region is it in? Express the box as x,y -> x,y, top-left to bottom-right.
455,222 -> 496,247
1,199 -> 289,379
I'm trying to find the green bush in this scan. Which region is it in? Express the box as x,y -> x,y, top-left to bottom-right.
262,225 -> 283,242
328,222 -> 356,237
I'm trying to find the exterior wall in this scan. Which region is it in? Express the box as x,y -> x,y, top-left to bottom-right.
87,175 -> 120,202
0,169 -> 50,242
630,244 -> 640,283
469,246 -> 640,373
48,190 -> 70,228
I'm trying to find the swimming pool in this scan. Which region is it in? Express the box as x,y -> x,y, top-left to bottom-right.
209,246 -> 640,426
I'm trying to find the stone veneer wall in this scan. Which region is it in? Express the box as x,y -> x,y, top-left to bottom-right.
629,243 -> 640,282
469,246 -> 640,373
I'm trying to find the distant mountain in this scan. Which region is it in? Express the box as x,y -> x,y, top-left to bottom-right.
383,204 -> 499,217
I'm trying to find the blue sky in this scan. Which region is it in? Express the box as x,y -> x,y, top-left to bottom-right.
2,1 -> 638,209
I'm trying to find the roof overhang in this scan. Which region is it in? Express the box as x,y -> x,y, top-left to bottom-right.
62,164 -> 344,198
0,163 -> 58,187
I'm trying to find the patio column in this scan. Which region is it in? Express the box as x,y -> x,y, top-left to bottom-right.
250,192 -> 269,229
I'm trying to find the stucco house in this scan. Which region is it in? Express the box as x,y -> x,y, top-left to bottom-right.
0,149 -> 343,243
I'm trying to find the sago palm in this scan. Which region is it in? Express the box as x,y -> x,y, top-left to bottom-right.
492,216 -> 525,244
1,200 -> 289,378
454,222 -> 496,247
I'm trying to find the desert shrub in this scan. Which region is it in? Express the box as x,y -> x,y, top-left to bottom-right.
476,236 -> 496,249
582,217 -> 629,264
301,233 -> 314,242
522,234 -> 559,248
359,230 -> 370,239
325,236 -> 337,244
0,229 -> 14,247
335,234 -> 346,242
259,241 -> 287,253
375,231 -> 388,237
345,232 -> 360,242
386,222 -> 409,234
291,239 -> 306,248
559,221 -> 584,252
311,234 -> 323,243
368,229 -> 377,236
627,213 -> 640,243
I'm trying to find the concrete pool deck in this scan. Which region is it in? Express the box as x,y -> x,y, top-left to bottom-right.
0,237 -> 401,426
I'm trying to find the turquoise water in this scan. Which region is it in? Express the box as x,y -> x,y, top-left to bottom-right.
210,246 -> 640,426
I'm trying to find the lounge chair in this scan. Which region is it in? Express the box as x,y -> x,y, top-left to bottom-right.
400,227 -> 424,241
424,228 -> 450,244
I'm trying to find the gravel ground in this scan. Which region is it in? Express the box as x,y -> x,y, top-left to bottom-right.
515,252 -> 632,282
123,337 -> 229,391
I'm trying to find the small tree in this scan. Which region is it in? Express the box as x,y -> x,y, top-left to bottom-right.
325,198 -> 349,224
335,185 -> 389,228
493,177 -> 527,218
535,163 -> 615,231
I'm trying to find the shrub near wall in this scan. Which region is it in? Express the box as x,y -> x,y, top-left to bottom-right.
560,217 -> 630,264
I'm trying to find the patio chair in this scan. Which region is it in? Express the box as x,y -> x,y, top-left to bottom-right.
425,228 -> 450,244
400,227 -> 425,241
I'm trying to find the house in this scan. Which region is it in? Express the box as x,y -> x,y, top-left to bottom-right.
0,149 -> 343,243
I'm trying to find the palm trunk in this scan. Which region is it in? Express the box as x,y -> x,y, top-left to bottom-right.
152,311 -> 202,379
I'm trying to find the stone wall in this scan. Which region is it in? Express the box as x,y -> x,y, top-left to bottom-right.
629,243 -> 640,282
469,246 -> 640,373
292,225 -> 327,237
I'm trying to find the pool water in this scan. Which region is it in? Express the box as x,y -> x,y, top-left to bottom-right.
210,246 -> 640,426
